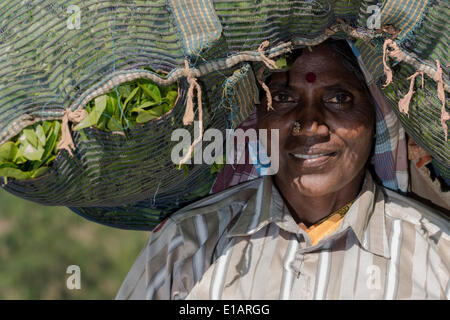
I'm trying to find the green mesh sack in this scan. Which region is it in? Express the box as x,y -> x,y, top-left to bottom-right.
0,0 -> 448,230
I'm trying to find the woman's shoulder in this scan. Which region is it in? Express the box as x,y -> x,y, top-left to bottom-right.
381,187 -> 450,238
168,177 -> 264,224
147,177 -> 264,244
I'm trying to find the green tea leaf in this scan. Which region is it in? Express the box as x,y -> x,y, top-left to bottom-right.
31,166 -> 49,178
97,117 -> 108,131
95,95 -> 108,110
13,147 -> 27,164
105,95 -> 115,115
166,90 -> 178,104
44,155 -> 56,166
22,144 -> 45,161
35,124 -> 46,146
42,121 -> 53,136
127,122 -> 136,131
138,83 -> 161,102
210,155 -> 226,174
41,129 -> 58,163
52,121 -> 61,154
31,160 -> 42,172
130,101 -> 162,114
0,162 -> 18,170
136,111 -> 159,123
0,141 -> 18,162
140,100 -> 161,109
149,105 -> 165,116
162,103 -> 172,113
74,95 -> 108,130
123,87 -> 140,110
275,57 -> 287,69
107,118 -> 124,131
118,84 -> 132,98
53,120 -> 61,137
22,128 -> 39,148
0,167 -> 30,180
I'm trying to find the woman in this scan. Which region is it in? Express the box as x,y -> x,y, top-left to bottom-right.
116,40 -> 449,300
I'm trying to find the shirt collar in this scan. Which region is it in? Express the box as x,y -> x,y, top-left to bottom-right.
338,171 -> 391,258
227,171 -> 391,259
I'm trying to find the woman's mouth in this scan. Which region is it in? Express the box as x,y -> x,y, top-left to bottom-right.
289,151 -> 338,168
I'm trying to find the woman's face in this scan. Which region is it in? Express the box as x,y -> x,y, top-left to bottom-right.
257,44 -> 375,197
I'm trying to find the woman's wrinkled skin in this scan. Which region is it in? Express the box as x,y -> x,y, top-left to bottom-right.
257,43 -> 375,228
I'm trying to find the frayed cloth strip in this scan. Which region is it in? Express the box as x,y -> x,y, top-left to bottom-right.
57,109 -> 88,157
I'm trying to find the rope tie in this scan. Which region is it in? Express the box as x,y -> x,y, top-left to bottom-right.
257,40 -> 278,70
382,39 -> 404,87
398,71 -> 424,115
383,39 -> 449,141
57,108 -> 88,157
179,60 -> 203,165
256,41 -> 279,111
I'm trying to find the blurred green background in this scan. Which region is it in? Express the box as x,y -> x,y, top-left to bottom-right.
0,189 -> 149,299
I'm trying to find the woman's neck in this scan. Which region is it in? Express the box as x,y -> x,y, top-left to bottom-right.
273,169 -> 365,228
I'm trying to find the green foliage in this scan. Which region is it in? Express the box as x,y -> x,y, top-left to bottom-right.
0,189 -> 149,299
0,121 -> 61,180
275,56 -> 288,69
74,78 -> 178,133
0,73 -> 178,181
210,155 -> 226,175
175,150 -> 227,178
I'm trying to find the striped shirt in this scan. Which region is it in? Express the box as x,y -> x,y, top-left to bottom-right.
116,171 -> 450,300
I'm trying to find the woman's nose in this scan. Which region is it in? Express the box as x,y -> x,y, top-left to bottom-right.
292,103 -> 329,137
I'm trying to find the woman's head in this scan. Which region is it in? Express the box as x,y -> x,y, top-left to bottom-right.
257,40 -> 375,198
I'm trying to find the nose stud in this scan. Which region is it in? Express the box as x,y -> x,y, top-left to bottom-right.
293,121 -> 302,134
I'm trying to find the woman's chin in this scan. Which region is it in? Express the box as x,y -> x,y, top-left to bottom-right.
289,174 -> 342,197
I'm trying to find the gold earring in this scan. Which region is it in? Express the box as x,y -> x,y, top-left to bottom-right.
293,121 -> 302,134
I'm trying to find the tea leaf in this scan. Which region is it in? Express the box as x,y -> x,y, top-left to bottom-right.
22,144 -> 45,161
105,95 -> 115,115
0,162 -> 18,169
107,118 -> 124,131
136,111 -> 159,123
74,95 -> 107,130
118,84 -> 132,97
140,100 -> 161,110
123,87 -> 140,110
35,124 -> 46,146
31,166 -> 49,178
0,167 -> 30,180
23,128 -> 39,148
149,105 -> 165,117
166,90 -> 178,104
138,83 -> 161,102
0,142 -> 18,162
162,103 -> 172,114
44,155 -> 56,166
41,129 -> 58,164
275,56 -> 287,69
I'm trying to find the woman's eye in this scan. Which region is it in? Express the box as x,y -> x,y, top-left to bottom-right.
326,93 -> 352,104
273,93 -> 295,103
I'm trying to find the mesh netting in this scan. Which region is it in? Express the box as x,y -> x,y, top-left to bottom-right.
0,0 -> 448,230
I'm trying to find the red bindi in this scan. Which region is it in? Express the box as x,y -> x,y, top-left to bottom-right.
305,72 -> 316,83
